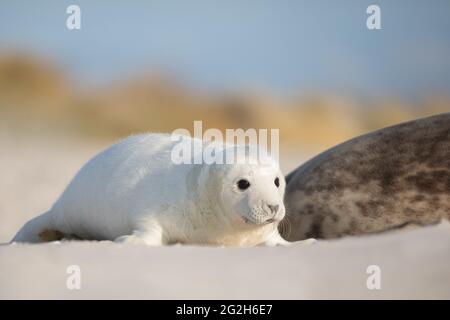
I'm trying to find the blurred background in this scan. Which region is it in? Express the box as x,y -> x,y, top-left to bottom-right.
0,1 -> 449,240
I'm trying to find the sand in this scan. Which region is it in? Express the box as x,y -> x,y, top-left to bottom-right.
1,133 -> 449,299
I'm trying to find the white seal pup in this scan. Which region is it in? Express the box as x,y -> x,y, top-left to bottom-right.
13,133 -> 311,247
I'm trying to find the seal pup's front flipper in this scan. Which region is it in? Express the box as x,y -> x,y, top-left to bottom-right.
114,223 -> 165,246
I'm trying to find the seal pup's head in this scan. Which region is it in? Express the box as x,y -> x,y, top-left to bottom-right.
201,144 -> 286,226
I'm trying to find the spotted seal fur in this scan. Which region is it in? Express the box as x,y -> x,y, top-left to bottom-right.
283,113 -> 450,240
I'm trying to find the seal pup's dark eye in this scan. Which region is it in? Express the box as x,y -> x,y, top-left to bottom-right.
274,177 -> 280,187
237,179 -> 251,190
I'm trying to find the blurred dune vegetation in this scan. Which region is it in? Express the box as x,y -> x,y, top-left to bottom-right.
0,54 -> 448,150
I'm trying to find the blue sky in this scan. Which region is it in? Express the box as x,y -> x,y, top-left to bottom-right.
1,0 -> 450,98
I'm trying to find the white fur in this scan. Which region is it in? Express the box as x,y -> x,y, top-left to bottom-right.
12,133 -> 307,247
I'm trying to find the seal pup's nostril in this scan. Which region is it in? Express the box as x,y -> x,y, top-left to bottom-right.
267,204 -> 279,214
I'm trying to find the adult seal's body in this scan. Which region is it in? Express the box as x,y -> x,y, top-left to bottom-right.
13,133 -> 300,247
283,113 -> 450,240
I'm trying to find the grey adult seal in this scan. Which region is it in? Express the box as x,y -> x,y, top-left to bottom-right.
283,113 -> 450,240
